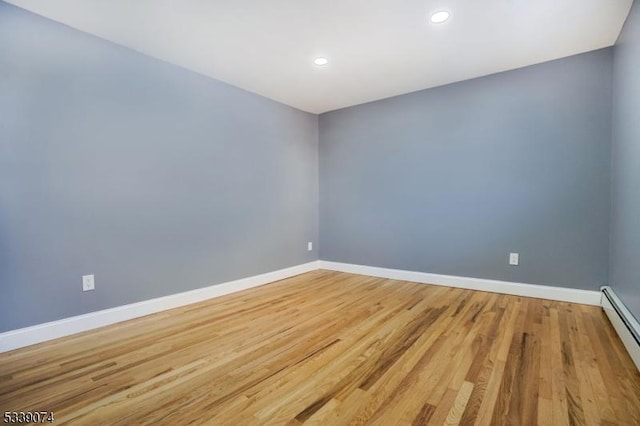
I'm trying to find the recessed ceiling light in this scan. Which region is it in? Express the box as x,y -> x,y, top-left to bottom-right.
313,57 -> 329,66
430,10 -> 450,24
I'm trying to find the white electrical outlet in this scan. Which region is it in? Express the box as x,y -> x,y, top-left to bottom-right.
509,253 -> 519,266
308,242 -> 313,251
82,274 -> 95,291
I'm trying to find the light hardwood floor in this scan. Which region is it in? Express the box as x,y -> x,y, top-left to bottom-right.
1,270 -> 639,425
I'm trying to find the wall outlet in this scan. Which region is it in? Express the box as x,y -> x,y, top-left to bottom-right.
509,253 -> 519,266
308,242 -> 313,251
82,274 -> 95,291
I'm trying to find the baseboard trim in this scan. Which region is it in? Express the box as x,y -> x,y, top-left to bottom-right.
0,261 -> 320,353
601,286 -> 640,371
319,261 -> 601,306
0,260 -> 604,354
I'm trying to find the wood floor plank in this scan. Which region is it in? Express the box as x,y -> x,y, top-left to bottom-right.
550,306 -> 571,426
1,270 -> 639,425
444,380 -> 474,425
559,304 -> 587,426
472,298 -> 522,425
491,298 -> 530,425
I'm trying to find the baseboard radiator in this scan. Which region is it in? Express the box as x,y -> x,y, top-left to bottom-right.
601,286 -> 640,371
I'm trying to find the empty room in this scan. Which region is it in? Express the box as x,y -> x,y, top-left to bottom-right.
1,0 -> 640,424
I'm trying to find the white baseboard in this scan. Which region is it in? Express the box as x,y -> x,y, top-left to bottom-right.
318,261 -> 602,306
0,261 -> 320,353
0,259 -> 605,354
601,287 -> 640,371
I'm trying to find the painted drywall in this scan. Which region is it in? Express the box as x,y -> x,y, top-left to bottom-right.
319,49 -> 613,290
610,0 -> 640,321
0,2 -> 318,332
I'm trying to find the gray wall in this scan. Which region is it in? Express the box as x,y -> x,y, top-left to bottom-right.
610,0 -> 640,321
0,1 -> 627,333
319,49 -> 613,290
0,2 -> 318,332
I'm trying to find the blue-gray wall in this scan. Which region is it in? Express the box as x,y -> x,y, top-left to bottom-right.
319,49 -> 613,290
0,2 -> 318,332
0,1 -> 629,333
610,0 -> 640,321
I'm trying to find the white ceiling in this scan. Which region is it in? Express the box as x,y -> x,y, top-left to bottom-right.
6,0 -> 633,113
